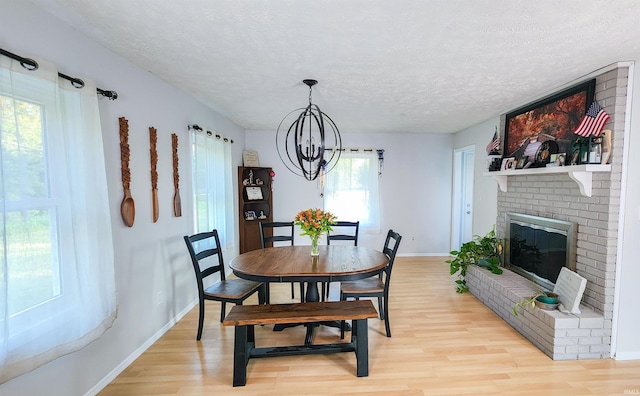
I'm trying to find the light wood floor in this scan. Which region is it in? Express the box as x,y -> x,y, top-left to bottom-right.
99,257 -> 640,395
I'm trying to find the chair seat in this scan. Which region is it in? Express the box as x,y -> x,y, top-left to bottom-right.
204,279 -> 263,300
341,277 -> 384,295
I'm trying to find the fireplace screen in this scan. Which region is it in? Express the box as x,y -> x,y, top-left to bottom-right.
505,213 -> 576,290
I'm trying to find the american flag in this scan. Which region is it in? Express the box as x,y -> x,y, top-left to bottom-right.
486,131 -> 500,154
574,101 -> 610,138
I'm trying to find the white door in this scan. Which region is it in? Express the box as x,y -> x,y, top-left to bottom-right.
451,147 -> 475,250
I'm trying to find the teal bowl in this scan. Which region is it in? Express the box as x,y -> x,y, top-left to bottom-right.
536,295 -> 558,304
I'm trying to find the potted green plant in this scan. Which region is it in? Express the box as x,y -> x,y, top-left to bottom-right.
512,291 -> 559,316
447,227 -> 503,293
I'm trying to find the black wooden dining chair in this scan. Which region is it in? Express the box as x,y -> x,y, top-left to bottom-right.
340,229 -> 402,338
184,229 -> 266,340
323,221 -> 360,301
259,221 -> 304,302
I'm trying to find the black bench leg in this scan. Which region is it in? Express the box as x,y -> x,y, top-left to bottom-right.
353,318 -> 369,377
233,325 -> 254,386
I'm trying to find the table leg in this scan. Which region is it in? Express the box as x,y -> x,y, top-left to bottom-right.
305,281 -> 320,302
302,281 -> 320,344
273,281 -> 319,334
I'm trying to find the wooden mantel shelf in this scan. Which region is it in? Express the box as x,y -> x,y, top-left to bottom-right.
483,164 -> 611,197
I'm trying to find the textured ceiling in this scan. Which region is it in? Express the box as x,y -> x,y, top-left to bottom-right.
28,0 -> 640,134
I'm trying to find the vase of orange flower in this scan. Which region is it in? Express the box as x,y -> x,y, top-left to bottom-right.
294,208 -> 337,256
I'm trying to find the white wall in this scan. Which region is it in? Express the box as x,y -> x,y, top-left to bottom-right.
614,62 -> 640,360
452,117 -> 500,238
0,1 -> 246,395
245,130 -> 453,255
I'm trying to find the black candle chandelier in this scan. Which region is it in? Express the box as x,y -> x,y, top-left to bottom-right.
276,79 -> 342,181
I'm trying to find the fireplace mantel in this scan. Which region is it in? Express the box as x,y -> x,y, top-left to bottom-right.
484,164 -> 611,197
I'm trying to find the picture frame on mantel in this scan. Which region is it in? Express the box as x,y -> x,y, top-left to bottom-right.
504,79 -> 596,162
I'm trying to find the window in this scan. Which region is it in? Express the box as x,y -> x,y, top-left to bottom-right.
3,95 -> 62,316
0,58 -> 116,382
190,128 -> 234,248
323,150 -> 380,233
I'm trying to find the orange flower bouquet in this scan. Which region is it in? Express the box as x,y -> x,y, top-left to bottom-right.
294,208 -> 337,256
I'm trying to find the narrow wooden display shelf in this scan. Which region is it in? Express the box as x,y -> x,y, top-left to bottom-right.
483,164 -> 611,197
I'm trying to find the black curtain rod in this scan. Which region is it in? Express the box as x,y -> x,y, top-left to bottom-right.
188,124 -> 234,144
0,47 -> 118,100
327,148 -> 381,152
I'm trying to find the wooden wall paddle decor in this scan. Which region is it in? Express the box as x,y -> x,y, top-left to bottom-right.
172,133 -> 182,217
149,127 -> 159,223
119,117 -> 135,227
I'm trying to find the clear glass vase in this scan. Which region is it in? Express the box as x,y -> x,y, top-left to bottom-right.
310,235 -> 319,256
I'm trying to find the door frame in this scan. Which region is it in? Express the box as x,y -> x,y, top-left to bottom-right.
451,145 -> 475,251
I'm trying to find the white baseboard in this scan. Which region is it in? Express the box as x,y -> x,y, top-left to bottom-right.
85,300 -> 198,396
614,351 -> 640,360
397,252 -> 450,257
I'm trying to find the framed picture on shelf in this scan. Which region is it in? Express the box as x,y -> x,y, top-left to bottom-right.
501,157 -> 516,171
504,79 -> 595,161
242,150 -> 260,167
246,186 -> 263,200
516,156 -> 528,169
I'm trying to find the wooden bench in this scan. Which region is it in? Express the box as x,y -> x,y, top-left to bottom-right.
223,300 -> 379,386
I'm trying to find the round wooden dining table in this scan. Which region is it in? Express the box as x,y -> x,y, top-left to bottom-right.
229,245 -> 389,343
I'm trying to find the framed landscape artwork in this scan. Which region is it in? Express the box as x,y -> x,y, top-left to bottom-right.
504,79 -> 595,159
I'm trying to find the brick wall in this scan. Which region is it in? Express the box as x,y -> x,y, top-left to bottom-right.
468,65 -> 628,360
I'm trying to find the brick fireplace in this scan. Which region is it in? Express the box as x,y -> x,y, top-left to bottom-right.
467,65 -> 628,360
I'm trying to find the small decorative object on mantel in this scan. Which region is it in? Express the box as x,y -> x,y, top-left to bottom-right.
487,155 -> 502,172
149,127 -> 159,223
172,133 -> 182,217
573,100 -> 610,165
486,126 -> 503,172
533,140 -> 559,168
501,157 -> 517,171
573,100 -> 610,139
600,129 -> 612,164
486,126 -> 501,155
119,117 -> 135,227
516,156 -> 528,169
294,208 -> 337,256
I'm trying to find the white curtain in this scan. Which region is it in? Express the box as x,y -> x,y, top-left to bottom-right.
324,150 -> 381,233
190,128 -> 234,249
0,56 -> 116,382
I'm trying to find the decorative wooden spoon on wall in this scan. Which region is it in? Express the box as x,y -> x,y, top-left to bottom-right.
149,127 -> 159,223
119,117 -> 135,227
172,133 -> 182,217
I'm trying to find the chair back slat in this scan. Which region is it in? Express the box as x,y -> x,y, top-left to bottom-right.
260,221 -> 294,248
184,229 -> 227,290
382,229 -> 402,289
327,221 -> 359,246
